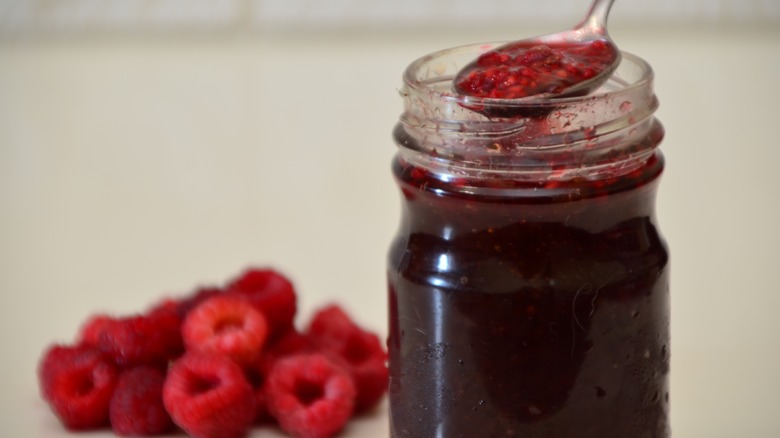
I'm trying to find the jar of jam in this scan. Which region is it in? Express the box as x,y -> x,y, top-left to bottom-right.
387,43 -> 670,437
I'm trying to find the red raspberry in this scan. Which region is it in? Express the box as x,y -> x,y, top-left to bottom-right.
308,305 -> 388,413
98,306 -> 183,368
109,366 -> 173,436
176,286 -> 225,319
146,298 -> 178,319
263,329 -> 317,368
226,268 -> 297,339
163,352 -> 256,438
182,295 -> 269,366
265,354 -> 356,438
307,306 -> 354,349
328,331 -> 388,414
244,330 -> 319,424
148,287 -> 225,323
242,358 -> 272,423
77,314 -> 115,346
37,344 -> 118,430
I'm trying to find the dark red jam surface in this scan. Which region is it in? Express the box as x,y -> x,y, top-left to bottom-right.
454,40 -> 618,100
387,139 -> 669,437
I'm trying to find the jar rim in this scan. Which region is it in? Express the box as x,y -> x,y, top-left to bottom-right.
395,43 -> 662,182
401,41 -> 654,111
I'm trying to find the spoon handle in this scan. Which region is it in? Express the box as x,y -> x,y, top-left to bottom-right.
579,0 -> 616,33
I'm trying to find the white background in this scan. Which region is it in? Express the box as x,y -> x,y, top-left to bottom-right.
1,1 -> 779,437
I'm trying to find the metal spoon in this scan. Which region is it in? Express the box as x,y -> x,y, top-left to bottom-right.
454,0 -> 621,100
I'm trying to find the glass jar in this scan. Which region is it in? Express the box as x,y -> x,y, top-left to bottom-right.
387,43 -> 670,438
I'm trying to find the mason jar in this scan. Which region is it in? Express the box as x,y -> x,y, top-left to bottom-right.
387,43 -> 670,438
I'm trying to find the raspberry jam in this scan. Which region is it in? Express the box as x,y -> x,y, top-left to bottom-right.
454,40 -> 618,99
388,45 -> 670,437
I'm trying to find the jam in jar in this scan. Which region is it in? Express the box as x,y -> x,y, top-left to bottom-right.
387,44 -> 670,437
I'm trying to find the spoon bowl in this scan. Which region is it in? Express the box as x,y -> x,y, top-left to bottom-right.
454,0 -> 620,101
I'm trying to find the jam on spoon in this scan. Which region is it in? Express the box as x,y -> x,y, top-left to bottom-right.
454,0 -> 620,100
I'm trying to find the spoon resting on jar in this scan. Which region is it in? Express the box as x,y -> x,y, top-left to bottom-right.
454,0 -> 620,101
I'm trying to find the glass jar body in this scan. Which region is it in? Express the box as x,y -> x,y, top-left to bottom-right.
387,46 -> 670,438
387,153 -> 669,437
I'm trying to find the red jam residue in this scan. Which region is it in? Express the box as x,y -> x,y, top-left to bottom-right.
454,40 -> 618,99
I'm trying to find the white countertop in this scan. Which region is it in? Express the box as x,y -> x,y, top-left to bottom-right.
1,24 -> 779,437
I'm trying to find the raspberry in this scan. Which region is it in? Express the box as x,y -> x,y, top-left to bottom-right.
38,266 -> 381,436
182,296 -> 269,366
163,352 -> 255,438
243,358 -> 271,423
307,306 -> 354,349
328,331 -> 388,413
246,330 -> 317,424
263,329 -> 317,368
265,354 -> 356,438
243,329 -> 319,424
109,366 -> 173,436
226,268 -> 297,339
98,307 -> 183,368
175,286 -> 224,319
77,314 -> 115,347
307,305 -> 388,412
37,344 -> 118,430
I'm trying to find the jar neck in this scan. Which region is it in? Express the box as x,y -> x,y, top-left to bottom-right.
395,44 -> 662,183
393,152 -> 664,234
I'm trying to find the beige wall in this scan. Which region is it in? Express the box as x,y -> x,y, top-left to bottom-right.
1,4 -> 779,438
1,0 -> 778,33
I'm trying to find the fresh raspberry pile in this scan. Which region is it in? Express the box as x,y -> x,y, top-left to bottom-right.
37,267 -> 388,438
